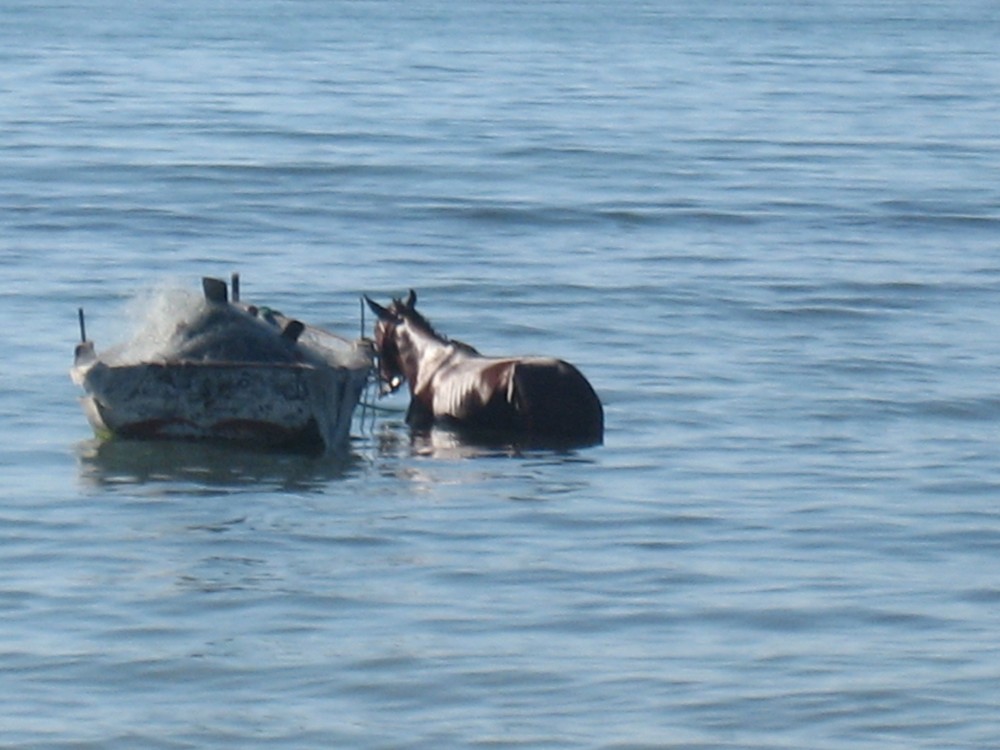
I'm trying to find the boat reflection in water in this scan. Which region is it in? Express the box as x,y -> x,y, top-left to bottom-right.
75,436 -> 362,491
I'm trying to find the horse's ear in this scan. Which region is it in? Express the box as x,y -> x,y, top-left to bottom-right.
404,289 -> 417,310
365,295 -> 396,322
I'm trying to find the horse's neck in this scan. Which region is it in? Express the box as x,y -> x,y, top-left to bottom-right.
399,325 -> 472,387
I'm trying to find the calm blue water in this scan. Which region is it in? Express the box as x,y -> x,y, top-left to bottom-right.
3,1 -> 1000,747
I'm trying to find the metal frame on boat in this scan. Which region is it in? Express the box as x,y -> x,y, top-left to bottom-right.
71,275 -> 373,451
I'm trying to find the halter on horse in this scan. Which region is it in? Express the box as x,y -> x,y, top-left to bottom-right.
364,290 -> 604,445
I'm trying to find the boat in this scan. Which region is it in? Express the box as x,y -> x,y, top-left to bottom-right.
71,275 -> 374,451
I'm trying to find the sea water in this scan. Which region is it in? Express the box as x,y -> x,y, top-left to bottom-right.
2,1 -> 1000,747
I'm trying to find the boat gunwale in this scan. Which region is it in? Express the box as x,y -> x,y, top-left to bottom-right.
82,358 -> 368,373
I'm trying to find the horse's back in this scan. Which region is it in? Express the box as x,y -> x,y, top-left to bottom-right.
512,358 -> 603,444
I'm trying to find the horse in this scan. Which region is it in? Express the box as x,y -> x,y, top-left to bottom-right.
364,290 -> 604,446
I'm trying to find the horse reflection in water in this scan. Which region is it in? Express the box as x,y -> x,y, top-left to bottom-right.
365,290 -> 603,447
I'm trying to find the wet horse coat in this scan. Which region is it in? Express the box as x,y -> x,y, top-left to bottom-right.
365,291 -> 604,444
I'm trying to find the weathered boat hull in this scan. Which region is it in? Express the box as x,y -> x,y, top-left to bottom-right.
72,276 -> 374,451
76,360 -> 370,449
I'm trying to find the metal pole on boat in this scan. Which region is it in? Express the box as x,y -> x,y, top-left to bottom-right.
78,307 -> 87,343
231,272 -> 240,302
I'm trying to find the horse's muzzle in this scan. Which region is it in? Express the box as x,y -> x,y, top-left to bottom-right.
379,374 -> 404,396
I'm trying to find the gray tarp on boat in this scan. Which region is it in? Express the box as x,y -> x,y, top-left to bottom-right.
71,277 -> 373,450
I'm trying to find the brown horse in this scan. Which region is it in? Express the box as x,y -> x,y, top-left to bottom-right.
364,290 -> 604,445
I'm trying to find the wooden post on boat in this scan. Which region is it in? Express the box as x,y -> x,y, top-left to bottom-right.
281,320 -> 305,342
231,273 -> 240,302
203,277 -> 228,304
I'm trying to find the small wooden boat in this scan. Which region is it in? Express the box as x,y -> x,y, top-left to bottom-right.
71,276 -> 373,451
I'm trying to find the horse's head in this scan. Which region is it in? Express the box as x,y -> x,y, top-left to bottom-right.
364,289 -> 418,395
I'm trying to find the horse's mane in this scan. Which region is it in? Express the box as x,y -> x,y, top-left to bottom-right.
399,305 -> 480,355
399,305 -> 438,337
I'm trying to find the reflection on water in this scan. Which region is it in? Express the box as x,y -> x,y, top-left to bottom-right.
369,421 -> 600,499
374,420 -> 602,461
76,419 -> 599,499
375,423 -> 522,461
75,437 -> 361,491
